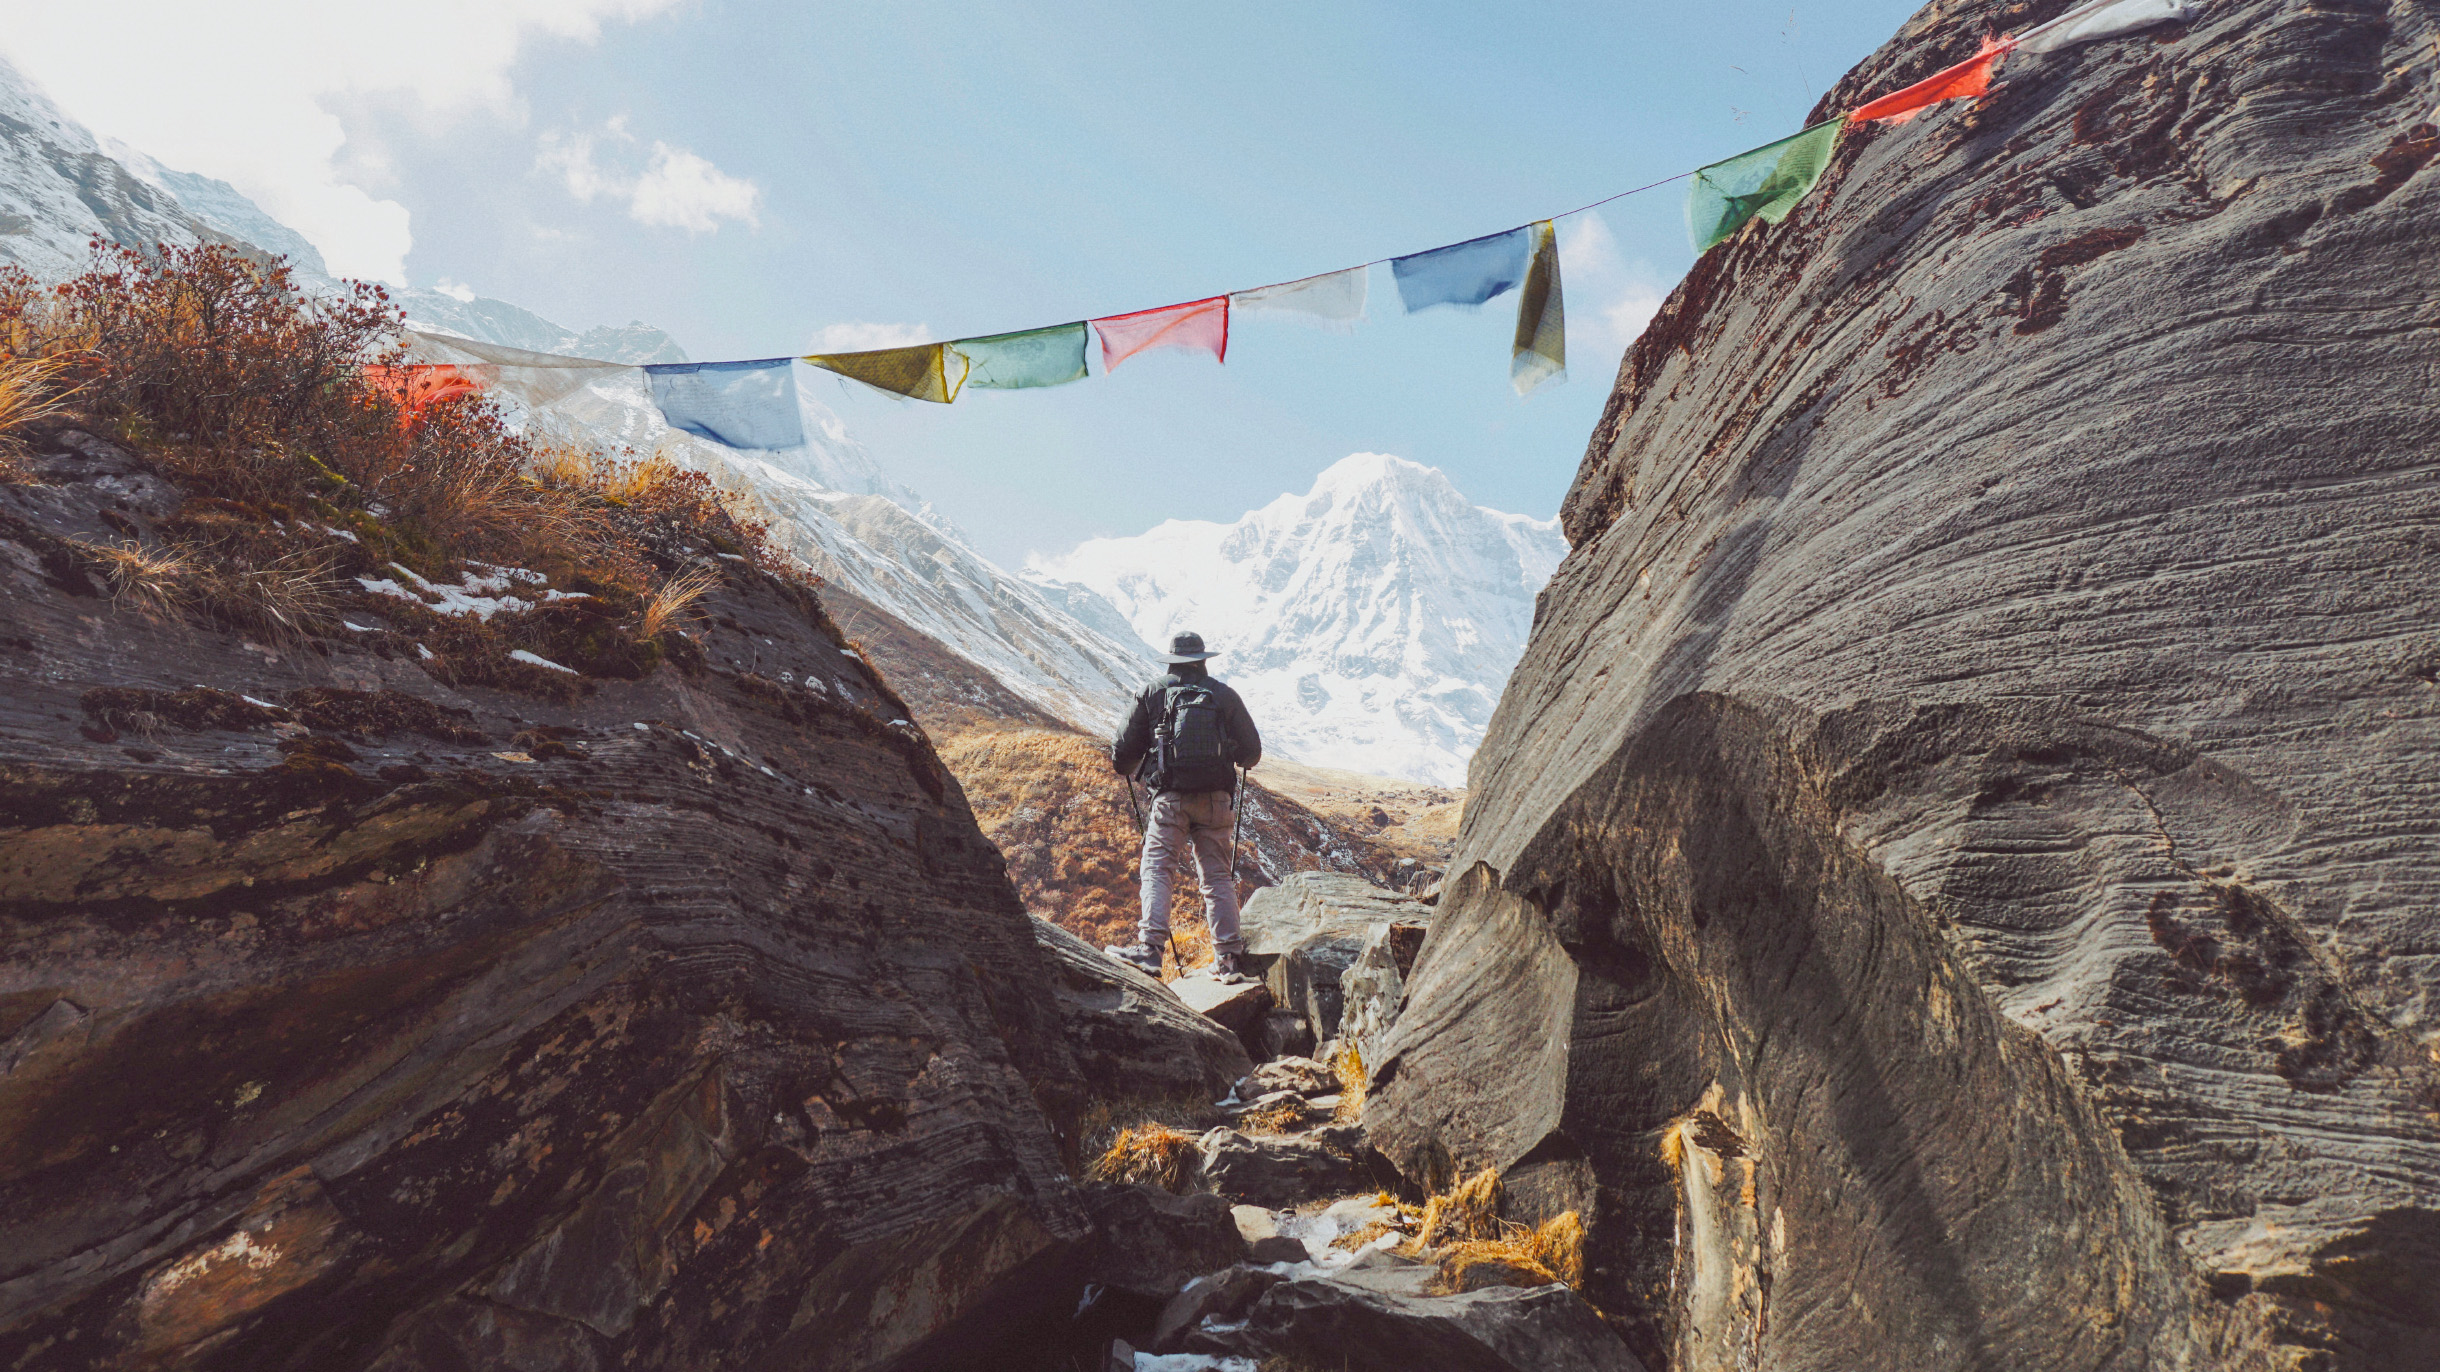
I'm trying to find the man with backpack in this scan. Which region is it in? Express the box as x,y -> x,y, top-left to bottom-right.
1106,631 -> 1264,980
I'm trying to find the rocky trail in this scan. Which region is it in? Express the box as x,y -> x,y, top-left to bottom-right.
5,0 -> 2438,1367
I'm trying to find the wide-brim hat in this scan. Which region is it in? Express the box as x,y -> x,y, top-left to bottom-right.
1159,631 -> 1219,664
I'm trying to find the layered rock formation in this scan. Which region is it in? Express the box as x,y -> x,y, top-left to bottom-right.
0,431 -> 1095,1370
1372,1 -> 2440,1368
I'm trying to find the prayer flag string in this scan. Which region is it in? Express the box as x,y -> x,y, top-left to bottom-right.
398,9 -> 2199,433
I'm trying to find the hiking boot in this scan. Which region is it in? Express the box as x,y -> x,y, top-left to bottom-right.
1105,941 -> 1164,976
1211,951 -> 1251,983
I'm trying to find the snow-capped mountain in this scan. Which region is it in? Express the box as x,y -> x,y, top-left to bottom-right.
1029,453 -> 1565,785
0,55 -> 222,279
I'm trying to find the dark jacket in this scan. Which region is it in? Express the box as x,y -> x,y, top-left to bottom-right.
1110,664 -> 1262,789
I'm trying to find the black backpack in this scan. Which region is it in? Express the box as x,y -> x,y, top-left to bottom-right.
1150,679 -> 1236,793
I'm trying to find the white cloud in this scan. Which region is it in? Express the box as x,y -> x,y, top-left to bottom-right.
432,278 -> 478,302
808,322 -> 934,353
1558,212 -> 1671,375
0,0 -> 682,283
630,144 -> 761,232
539,119 -> 761,234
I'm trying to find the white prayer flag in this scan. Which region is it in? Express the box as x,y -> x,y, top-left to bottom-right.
2019,0 -> 2197,54
1231,266 -> 1369,331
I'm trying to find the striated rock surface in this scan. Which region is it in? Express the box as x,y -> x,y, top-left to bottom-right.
0,433 -> 1095,1370
1239,873 -> 1431,1045
1373,1 -> 2440,1369
1031,916 -> 1252,1106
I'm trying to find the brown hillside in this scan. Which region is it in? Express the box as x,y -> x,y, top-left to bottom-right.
939,725 -> 1405,970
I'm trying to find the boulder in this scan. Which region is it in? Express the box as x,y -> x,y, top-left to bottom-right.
1336,920 -> 1429,1068
1212,1275 -> 1644,1372
0,439 -> 1094,1371
1255,1006 -> 1315,1062
1238,873 -> 1429,1043
1151,1263 -> 1291,1353
1234,1055 -> 1338,1101
1076,1182 -> 1250,1301
1374,5 -> 2440,1368
1170,973 -> 1275,1060
1031,916 -> 1253,1105
1195,1127 -> 1369,1209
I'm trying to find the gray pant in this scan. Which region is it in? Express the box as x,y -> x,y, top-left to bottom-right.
1139,789 -> 1242,952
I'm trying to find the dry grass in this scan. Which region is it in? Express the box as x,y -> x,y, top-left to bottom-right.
1086,1123 -> 1203,1193
1418,1167 -> 1505,1247
188,548 -> 340,640
0,353 -> 81,475
1530,1210 -> 1587,1288
1330,1041 -> 1367,1124
1431,1239 -> 1560,1294
0,246 -> 797,690
640,563 -> 723,641
1235,1098 -> 1312,1136
73,538 -> 191,615
1409,1165 -> 1588,1295
1426,1212 -> 1587,1294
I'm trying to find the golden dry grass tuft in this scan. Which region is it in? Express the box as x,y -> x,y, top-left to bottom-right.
1086,1123 -> 1203,1193
72,538 -> 190,615
1529,1209 -> 1587,1288
0,352 -> 80,476
1430,1239 -> 1560,1294
1235,1098 -> 1311,1136
640,563 -> 724,641
1418,1167 -> 1505,1247
1329,1041 -> 1367,1124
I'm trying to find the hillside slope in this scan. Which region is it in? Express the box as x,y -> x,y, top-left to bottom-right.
1370,1 -> 2440,1369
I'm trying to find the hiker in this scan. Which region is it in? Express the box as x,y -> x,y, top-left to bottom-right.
1107,631 -> 1263,980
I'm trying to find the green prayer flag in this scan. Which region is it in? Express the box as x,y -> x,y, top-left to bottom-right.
1686,119 -> 1844,253
1511,221 -> 1564,396
950,322 -> 1090,391
803,343 -> 966,404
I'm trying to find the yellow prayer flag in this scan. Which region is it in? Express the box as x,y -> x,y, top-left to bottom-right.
803,343 -> 968,404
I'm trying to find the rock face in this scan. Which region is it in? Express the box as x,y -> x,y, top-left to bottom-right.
1337,920 -> 1429,1068
1074,1183 -> 1249,1301
1031,917 -> 1252,1106
1371,2 -> 2440,1370
1240,873 -> 1431,1045
0,434 -> 1095,1370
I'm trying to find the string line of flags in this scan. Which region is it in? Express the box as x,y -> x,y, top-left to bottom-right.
393,0 -> 2194,453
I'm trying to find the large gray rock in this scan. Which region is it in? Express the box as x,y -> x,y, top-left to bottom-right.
1210,1274 -> 1645,1372
1239,873 -> 1430,1042
1170,972 -> 1275,1061
1372,2 -> 2440,1369
1337,920 -> 1429,1068
0,436 -> 1092,1371
1075,1182 -> 1249,1301
1031,916 -> 1253,1106
1195,1128 -> 1368,1209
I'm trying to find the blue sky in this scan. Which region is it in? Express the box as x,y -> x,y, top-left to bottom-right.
4,0 -> 1922,566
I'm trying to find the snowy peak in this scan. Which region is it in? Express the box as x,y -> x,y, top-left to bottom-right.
1029,454 -> 1564,785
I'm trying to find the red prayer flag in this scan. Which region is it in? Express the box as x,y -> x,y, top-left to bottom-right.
1849,36 -> 2016,126
1091,296 -> 1229,372
365,363 -> 484,427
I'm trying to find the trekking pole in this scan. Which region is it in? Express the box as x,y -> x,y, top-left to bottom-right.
1123,776 -> 1144,833
1229,766 -> 1246,879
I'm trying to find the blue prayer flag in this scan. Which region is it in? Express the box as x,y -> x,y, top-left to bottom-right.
1391,227 -> 1533,313
644,358 -> 804,450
